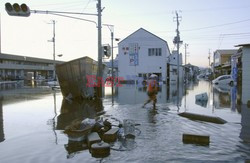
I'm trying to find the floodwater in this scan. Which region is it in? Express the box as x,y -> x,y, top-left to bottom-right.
0,80 -> 249,162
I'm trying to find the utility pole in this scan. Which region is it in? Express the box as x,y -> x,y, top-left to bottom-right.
208,49 -> 211,68
111,29 -> 114,104
173,11 -> 182,109
48,20 -> 56,80
184,43 -> 188,82
52,20 -> 56,80
184,43 -> 188,66
97,0 -> 103,98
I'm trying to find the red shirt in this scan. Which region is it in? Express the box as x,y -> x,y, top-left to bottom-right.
148,79 -> 157,93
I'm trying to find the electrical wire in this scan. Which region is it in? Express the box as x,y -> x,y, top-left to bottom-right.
183,19 -> 250,32
82,0 -> 93,13
31,1 -> 86,8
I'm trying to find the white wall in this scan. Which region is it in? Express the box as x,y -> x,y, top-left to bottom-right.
169,51 -> 184,83
118,29 -> 170,81
214,51 -> 221,67
242,46 -> 250,104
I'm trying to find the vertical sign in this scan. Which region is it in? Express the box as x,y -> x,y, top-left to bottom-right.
231,55 -> 238,83
129,43 -> 139,66
129,53 -> 135,66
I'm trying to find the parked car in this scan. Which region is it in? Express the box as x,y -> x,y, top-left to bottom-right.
212,75 -> 234,85
213,84 -> 231,93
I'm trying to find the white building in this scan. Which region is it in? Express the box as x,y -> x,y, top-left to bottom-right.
213,49 -> 237,75
168,50 -> 184,84
118,28 -> 171,82
235,44 -> 250,105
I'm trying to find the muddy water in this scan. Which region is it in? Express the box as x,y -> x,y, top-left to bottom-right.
0,80 -> 249,162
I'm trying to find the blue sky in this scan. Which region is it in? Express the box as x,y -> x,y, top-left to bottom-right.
0,0 -> 250,67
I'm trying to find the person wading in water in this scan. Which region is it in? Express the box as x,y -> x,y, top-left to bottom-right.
142,74 -> 159,109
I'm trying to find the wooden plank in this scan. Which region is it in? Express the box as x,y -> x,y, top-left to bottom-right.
183,133 -> 210,145
178,112 -> 227,124
87,132 -> 101,148
103,128 -> 119,142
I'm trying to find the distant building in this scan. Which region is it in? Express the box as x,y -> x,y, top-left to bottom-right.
0,53 -> 63,81
118,28 -> 171,83
183,63 -> 199,81
213,49 -> 238,76
168,50 -> 184,84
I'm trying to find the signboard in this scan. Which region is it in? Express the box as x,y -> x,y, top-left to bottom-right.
129,53 -> 138,66
129,43 -> 139,54
129,43 -> 139,66
231,56 -> 238,83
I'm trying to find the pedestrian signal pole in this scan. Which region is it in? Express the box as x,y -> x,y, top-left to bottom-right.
5,1 -> 104,98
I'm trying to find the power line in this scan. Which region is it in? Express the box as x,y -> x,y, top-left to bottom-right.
156,18 -> 250,33
31,1 -> 87,7
182,18 -> 250,32
182,5 -> 250,13
82,0 -> 93,12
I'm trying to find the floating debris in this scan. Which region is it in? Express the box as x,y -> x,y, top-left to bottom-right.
87,132 -> 101,148
91,142 -> 110,158
183,133 -> 210,145
178,112 -> 227,124
63,117 -> 140,158
103,128 -> 119,142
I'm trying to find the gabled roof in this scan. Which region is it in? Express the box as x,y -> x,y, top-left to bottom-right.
215,49 -> 238,55
118,28 -> 168,45
235,43 -> 250,47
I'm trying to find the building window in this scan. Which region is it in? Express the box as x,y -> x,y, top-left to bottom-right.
148,48 -> 162,56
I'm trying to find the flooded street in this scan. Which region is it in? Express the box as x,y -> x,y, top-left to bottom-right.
0,80 -> 250,162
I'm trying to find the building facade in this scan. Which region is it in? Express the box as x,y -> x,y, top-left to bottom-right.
235,44 -> 250,105
168,51 -> 184,84
0,53 -> 63,81
213,49 -> 238,77
118,28 -> 171,83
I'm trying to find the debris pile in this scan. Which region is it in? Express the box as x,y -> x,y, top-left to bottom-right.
64,117 -> 140,158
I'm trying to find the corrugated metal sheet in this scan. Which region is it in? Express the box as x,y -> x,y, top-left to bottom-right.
56,56 -> 106,99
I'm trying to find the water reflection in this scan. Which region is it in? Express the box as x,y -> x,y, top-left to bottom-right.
57,99 -> 103,130
147,108 -> 158,124
0,97 -> 4,142
212,84 -> 241,112
0,81 -> 23,91
195,99 -> 208,108
0,79 -> 249,162
213,85 -> 231,109
116,83 -> 184,106
240,104 -> 250,142
56,98 -> 104,158
46,92 -> 58,144
64,140 -> 88,159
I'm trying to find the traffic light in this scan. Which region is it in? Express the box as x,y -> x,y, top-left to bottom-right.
5,3 -> 30,17
103,45 -> 111,57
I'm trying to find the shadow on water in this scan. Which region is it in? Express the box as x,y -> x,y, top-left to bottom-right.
56,98 -> 104,158
57,99 -> 103,130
